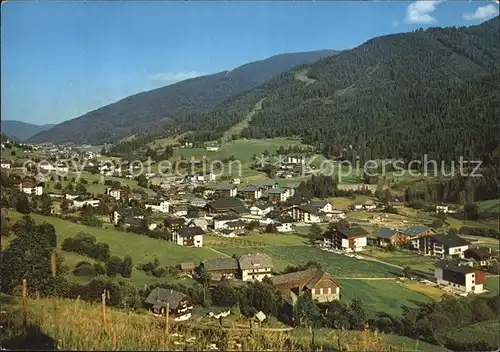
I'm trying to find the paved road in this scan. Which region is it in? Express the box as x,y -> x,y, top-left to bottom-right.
357,255 -> 403,270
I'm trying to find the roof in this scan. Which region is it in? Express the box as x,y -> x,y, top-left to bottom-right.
294,204 -> 320,215
238,253 -> 273,270
274,215 -> 294,224
177,226 -> 204,237
268,188 -> 284,194
243,186 -> 260,192
206,197 -> 244,210
432,233 -> 470,248
217,184 -> 236,191
230,206 -> 250,215
337,227 -> 370,238
400,225 -> 433,237
214,213 -> 240,221
21,177 -> 38,188
117,207 -> 142,217
271,269 -> 340,290
146,199 -> 166,206
374,227 -> 400,239
253,202 -> 274,210
124,216 -> 144,227
309,201 -> 330,208
144,288 -> 189,310
202,257 -> 239,271
465,247 -> 492,260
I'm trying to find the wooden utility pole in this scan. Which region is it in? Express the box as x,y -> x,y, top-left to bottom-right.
22,279 -> 27,329
164,303 -> 170,349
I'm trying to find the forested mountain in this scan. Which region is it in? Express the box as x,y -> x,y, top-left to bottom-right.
28,50 -> 338,144
1,121 -> 54,142
168,17 -> 500,164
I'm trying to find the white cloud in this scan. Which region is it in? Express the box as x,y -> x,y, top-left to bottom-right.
462,4 -> 499,21
150,71 -> 204,83
405,1 -> 443,25
392,20 -> 400,27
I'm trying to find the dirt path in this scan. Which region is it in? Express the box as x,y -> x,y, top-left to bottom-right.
357,255 -> 403,270
208,247 -> 231,258
294,69 -> 316,84
337,277 -> 397,280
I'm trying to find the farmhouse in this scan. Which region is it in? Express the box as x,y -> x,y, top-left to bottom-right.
243,186 -> 263,201
213,213 -> 241,230
216,185 -> 238,197
201,257 -> 240,281
19,177 -> 43,195
372,227 -> 410,247
268,188 -> 288,202
270,269 -> 340,304
326,227 -> 369,252
145,199 -> 170,213
144,288 -> 193,321
273,215 -> 294,233
290,205 -> 321,224
205,197 -> 247,215
164,217 -> 187,232
172,226 -> 204,247
414,233 -> 470,259
464,247 -> 494,267
225,220 -> 246,235
308,200 -> 333,214
435,260 -> 485,293
239,253 -> 274,282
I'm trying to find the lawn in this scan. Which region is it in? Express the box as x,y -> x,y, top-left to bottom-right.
5,211 -> 221,286
477,198 -> 500,214
483,276 -> 499,297
292,328 -> 451,352
437,319 -> 500,349
213,244 -> 400,278
364,248 -> 439,273
336,279 -> 435,317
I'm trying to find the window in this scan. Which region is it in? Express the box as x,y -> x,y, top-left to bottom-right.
319,288 -> 323,295
311,288 -> 315,295
328,287 -> 332,294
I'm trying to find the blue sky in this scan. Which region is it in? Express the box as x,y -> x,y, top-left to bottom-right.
2,1 -> 498,125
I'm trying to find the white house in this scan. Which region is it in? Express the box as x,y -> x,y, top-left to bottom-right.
436,205 -> 449,213
273,215 -> 294,233
308,200 -> 333,213
213,213 -> 241,230
205,143 -> 220,152
327,227 -> 370,252
232,178 -> 241,185
72,198 -> 100,209
19,178 -> 43,196
238,253 -> 274,282
290,205 -> 321,224
250,203 -> 274,217
172,227 -> 204,247
1,162 -> 11,169
105,187 -> 128,200
435,260 -> 484,293
145,199 -> 170,213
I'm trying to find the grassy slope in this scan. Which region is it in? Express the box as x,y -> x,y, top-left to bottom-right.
5,210 -> 221,286
437,319 -> 500,349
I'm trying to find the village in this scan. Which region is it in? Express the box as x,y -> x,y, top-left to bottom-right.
1,138 -> 498,326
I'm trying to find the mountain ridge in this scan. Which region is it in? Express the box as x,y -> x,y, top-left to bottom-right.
28,49 -> 339,144
1,121 -> 55,142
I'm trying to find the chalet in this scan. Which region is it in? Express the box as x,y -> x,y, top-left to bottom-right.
238,253 -> 273,282
414,233 -> 470,259
243,186 -> 263,201
250,203 -> 274,217
144,288 -> 193,321
259,180 -> 278,191
164,217 -> 187,232
308,200 -> 333,214
172,226 -> 204,247
435,260 -> 485,293
273,215 -> 294,233
290,205 -> 321,224
213,213 -> 241,230
72,196 -> 100,209
327,227 -> 369,252
171,204 -> 188,217
179,262 -> 195,275
201,257 -> 239,281
270,269 -> 340,304
216,185 -> 237,197
268,188 -> 288,202
205,143 -> 220,152
186,217 -> 209,231
145,199 -> 170,213
464,247 -> 493,267
105,187 -> 128,201
400,225 -> 438,249
19,177 -> 43,195
372,227 -> 410,247
205,197 -> 247,215
225,220 -> 246,235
